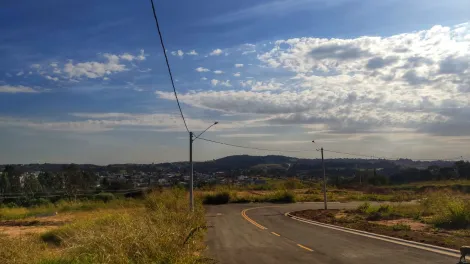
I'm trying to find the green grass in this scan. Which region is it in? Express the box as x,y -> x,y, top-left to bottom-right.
353,190 -> 470,229
0,189 -> 210,264
0,199 -> 141,220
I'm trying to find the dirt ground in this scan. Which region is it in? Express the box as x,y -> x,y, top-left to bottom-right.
291,209 -> 470,250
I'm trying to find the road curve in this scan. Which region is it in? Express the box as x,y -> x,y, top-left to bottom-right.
205,203 -> 457,264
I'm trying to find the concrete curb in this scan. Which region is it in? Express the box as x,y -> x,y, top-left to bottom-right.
285,212 -> 460,258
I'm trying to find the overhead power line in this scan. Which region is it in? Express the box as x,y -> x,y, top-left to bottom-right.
198,137 -> 465,161
148,0 -> 189,133
198,137 -> 312,153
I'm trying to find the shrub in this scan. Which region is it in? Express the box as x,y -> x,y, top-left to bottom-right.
203,191 -> 230,205
267,190 -> 296,203
356,202 -> 370,213
392,223 -> 411,231
93,193 -> 115,203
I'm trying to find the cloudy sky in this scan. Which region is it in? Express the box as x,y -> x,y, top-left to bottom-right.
1,0 -> 469,164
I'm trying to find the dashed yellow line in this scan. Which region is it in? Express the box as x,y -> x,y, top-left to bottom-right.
271,232 -> 281,237
297,244 -> 314,252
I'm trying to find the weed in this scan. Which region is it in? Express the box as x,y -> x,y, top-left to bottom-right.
391,223 -> 411,231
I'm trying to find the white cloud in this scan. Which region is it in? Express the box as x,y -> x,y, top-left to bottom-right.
137,49 -> 147,61
30,64 -> 41,69
171,50 -> 184,57
209,49 -> 223,56
213,70 -> 224,74
195,67 -> 210,72
201,77 -> 208,80
235,64 -> 244,68
16,71 -> 24,76
218,133 -> 275,138
50,63 -> 58,67
120,53 -> 135,61
233,72 -> 241,77
103,77 -> 109,81
187,50 -> 198,56
120,50 -> 147,61
0,85 -> 39,93
53,68 -> 61,74
63,53 -> 127,79
45,76 -> 59,81
209,79 -> 232,87
210,79 -> 219,86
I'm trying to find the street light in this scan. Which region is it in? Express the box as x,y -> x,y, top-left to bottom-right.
312,140 -> 327,210
189,121 -> 218,211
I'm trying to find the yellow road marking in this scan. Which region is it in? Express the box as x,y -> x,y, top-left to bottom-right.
241,208 -> 267,230
271,232 -> 281,237
297,244 -> 314,252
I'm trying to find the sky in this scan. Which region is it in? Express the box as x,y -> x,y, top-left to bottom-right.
1,0 -> 470,164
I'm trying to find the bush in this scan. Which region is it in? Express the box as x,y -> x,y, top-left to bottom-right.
267,190 -> 296,203
203,191 -> 230,205
356,202 -> 370,213
392,223 -> 411,231
93,193 -> 115,203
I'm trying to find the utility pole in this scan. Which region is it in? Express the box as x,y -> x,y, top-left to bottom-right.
189,131 -> 194,212
321,147 -> 327,210
188,122 -> 218,212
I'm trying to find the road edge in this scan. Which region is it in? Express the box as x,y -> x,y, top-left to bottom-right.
285,212 -> 461,258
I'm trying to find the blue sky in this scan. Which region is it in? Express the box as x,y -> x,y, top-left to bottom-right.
1,0 -> 470,164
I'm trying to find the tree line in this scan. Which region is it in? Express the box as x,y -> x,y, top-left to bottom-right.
0,164 -> 98,199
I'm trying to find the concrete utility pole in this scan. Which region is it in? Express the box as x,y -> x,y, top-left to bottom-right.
189,132 -> 194,211
321,147 -> 327,210
189,122 -> 218,212
312,141 -> 327,210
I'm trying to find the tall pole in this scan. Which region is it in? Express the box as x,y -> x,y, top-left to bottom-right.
189,131 -> 194,212
321,147 -> 327,210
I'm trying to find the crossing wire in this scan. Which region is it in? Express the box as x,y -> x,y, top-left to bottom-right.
149,0 -> 189,132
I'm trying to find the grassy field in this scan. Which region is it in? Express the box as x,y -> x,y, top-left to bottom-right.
0,189 -> 209,264
291,190 -> 470,249
199,186 -> 418,205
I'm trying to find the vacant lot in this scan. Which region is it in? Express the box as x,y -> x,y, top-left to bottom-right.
0,189 -> 208,264
291,190 -> 470,249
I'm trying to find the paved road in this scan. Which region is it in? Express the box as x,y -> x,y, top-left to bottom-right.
206,202 -> 458,264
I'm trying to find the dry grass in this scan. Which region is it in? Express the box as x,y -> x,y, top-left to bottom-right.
0,189 -> 209,264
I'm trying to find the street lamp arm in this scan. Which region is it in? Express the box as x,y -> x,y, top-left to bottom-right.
194,122 -> 218,140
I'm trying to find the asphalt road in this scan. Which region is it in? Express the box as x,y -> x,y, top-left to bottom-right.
205,202 -> 458,264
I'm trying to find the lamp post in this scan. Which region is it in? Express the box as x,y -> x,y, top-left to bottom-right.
189,122 -> 218,211
312,140 -> 327,210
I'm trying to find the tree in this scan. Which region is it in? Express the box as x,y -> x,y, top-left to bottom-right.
22,174 -> 42,198
0,173 -> 11,194
455,161 -> 470,179
38,171 -> 59,193
3,165 -> 21,193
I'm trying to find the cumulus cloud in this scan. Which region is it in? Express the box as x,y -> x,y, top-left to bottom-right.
213,70 -> 224,74
210,79 -> 219,86
235,64 -> 244,68
0,85 -> 40,93
195,67 -> 210,72
201,77 -> 208,80
209,49 -> 223,56
157,23 -> 470,136
16,71 -> 24,76
233,72 -> 241,77
210,79 -> 231,87
187,50 -> 198,56
171,50 -> 184,57
45,76 -> 59,81
63,54 -> 126,79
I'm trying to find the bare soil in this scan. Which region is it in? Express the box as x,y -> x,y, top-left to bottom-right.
291,209 -> 470,250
